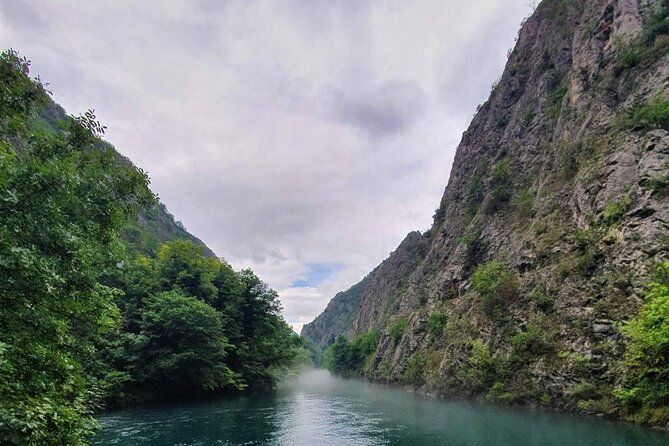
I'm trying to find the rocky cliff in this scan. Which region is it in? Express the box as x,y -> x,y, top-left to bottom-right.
304,0 -> 669,422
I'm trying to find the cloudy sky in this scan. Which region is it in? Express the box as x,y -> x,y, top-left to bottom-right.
1,0 -> 530,332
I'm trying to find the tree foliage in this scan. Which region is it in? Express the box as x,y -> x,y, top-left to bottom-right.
323,330 -> 380,377
0,50 -> 305,444
617,262 -> 669,423
0,50 -> 150,445
471,260 -> 518,316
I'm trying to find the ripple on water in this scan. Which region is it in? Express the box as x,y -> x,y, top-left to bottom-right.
95,370 -> 669,446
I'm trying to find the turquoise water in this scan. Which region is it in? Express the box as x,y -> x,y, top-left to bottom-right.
95,369 -> 668,445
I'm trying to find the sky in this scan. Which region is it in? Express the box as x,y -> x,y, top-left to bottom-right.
1,0 -> 531,333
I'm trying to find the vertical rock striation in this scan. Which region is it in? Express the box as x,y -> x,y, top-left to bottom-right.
304,0 -> 669,421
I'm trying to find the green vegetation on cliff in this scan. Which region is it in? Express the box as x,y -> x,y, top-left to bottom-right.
323,330 -> 380,378
306,0 -> 669,430
617,262 -> 669,425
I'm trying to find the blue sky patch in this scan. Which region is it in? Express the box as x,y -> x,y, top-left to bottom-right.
290,262 -> 344,288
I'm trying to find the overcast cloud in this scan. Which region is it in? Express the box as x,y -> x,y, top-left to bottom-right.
1,0 -> 530,332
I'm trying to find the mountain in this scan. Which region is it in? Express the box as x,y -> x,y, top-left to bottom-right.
302,231 -> 428,346
304,0 -> 669,424
38,101 -> 216,258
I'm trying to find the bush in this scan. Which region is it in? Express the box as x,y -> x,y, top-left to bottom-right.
459,339 -> 499,393
548,84 -> 568,116
563,228 -> 602,278
619,96 -> 669,131
603,195 -> 631,227
523,107 -> 535,127
389,317 -> 408,346
402,352 -> 425,386
466,171 -> 485,212
486,159 -> 513,212
644,2 -> 669,45
529,289 -> 554,312
641,171 -> 669,196
616,263 -> 669,416
513,188 -> 535,219
427,312 -> 447,342
458,230 -> 486,270
510,317 -> 554,358
471,261 -> 518,315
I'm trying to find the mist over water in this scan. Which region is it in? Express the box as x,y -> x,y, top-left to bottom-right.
95,369 -> 668,445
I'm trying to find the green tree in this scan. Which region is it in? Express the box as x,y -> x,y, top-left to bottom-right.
231,269 -> 297,388
323,330 -> 380,377
156,240 -> 221,303
0,50 -> 150,445
131,291 -> 241,395
323,335 -> 353,376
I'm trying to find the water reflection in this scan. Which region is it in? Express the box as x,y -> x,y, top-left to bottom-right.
95,369 -> 669,446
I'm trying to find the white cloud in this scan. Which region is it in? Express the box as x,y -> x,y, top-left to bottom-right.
0,0 -> 530,331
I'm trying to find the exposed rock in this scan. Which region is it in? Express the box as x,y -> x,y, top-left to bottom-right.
304,0 -> 669,423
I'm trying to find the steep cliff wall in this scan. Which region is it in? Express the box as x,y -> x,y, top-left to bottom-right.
305,0 -> 669,422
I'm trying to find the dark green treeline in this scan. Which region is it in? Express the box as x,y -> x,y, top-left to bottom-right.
0,50 -> 315,446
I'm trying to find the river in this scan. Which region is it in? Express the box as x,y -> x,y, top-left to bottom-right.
94,368 -> 668,445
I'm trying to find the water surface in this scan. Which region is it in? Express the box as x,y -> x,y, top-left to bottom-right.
95,369 -> 668,445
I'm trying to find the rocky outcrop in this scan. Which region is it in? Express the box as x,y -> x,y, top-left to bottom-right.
304,0 -> 669,421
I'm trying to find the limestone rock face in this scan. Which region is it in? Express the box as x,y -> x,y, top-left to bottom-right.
303,0 -> 669,418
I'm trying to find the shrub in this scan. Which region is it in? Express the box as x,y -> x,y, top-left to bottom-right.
523,107 -> 535,127
487,159 -> 513,212
389,317 -> 408,346
486,381 -> 521,404
471,261 -> 519,315
617,1 -> 669,69
644,1 -> 669,45
616,263 -> 669,416
641,171 -> 669,196
603,195 -> 631,227
491,158 -> 511,184
459,339 -> 499,393
458,230 -> 486,270
402,352 -> 425,386
466,171 -> 485,212
619,96 -> 669,131
571,381 -> 600,401
427,312 -> 448,342
510,317 -> 554,358
513,188 -> 535,219
548,85 -> 568,116
568,229 -> 602,277
529,289 -> 554,312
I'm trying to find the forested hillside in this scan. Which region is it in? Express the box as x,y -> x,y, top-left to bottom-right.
306,0 -> 669,428
0,50 -> 308,445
